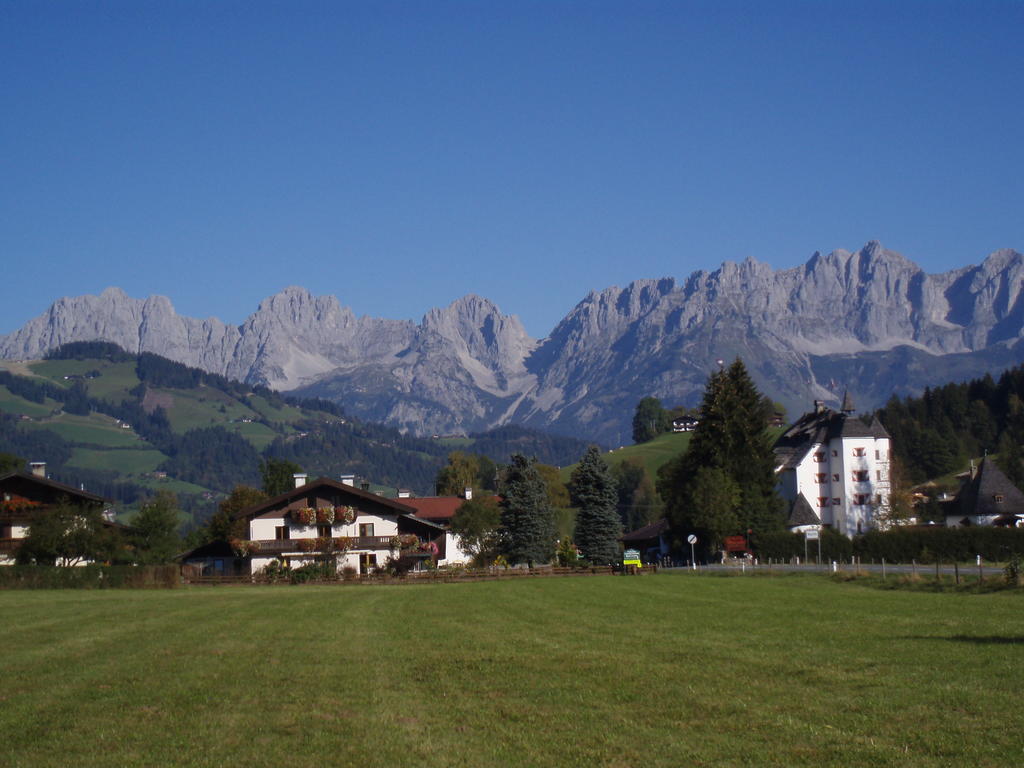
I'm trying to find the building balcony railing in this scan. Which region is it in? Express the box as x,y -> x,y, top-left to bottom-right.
251,536 -> 398,555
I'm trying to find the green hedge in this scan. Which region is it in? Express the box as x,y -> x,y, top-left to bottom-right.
754,527 -> 1024,563
0,565 -> 179,589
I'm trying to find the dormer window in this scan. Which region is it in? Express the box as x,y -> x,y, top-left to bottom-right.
994,494 -> 1004,504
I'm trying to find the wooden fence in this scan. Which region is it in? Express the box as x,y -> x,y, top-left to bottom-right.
179,564 -> 652,587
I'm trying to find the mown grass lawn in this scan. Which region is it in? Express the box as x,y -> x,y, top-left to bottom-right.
1,574 -> 1022,768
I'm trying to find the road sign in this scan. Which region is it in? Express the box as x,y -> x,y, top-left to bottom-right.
686,534 -> 697,544
804,529 -> 819,540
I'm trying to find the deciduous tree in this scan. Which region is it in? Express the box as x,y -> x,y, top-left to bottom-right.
259,458 -> 303,496
131,491 -> 181,564
17,499 -> 120,566
449,496 -> 502,566
632,397 -> 669,444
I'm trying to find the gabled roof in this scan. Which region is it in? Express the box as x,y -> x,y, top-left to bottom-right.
787,495 -> 821,527
234,476 -> 444,531
235,476 -> 418,520
0,470 -> 107,506
955,459 -> 1024,519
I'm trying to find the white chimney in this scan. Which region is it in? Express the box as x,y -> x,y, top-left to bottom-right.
293,473 -> 307,489
29,462 -> 46,478
464,486 -> 473,500
340,474 -> 355,487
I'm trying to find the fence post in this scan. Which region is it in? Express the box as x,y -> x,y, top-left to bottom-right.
882,557 -> 886,581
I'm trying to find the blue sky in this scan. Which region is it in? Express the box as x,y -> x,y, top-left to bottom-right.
2,0 -> 1021,338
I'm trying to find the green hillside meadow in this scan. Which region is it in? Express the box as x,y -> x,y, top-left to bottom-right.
2,573 -> 1022,767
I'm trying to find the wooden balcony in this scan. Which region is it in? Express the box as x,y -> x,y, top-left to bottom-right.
251,536 -> 398,555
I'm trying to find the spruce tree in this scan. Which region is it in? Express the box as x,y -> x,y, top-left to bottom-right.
500,454 -> 556,566
658,359 -> 783,546
569,445 -> 622,565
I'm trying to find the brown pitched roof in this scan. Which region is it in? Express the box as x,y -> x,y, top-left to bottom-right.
234,476 -> 416,519
403,495 -> 500,522
0,471 -> 107,506
621,517 -> 670,542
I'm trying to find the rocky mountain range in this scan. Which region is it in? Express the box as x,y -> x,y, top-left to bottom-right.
4,241 -> 1024,445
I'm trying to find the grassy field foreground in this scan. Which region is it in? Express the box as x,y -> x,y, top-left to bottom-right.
2,575 -> 1022,767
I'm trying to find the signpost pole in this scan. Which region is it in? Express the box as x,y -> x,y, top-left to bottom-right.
687,534 -> 698,570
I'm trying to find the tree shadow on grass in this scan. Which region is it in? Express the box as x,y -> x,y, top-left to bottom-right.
902,635 -> 1024,645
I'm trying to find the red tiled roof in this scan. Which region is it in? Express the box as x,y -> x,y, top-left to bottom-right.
403,495 -> 500,521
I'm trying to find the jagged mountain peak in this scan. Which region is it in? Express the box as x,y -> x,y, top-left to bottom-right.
2,242 -> 1024,444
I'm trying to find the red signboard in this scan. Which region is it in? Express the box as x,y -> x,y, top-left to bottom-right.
724,535 -> 748,553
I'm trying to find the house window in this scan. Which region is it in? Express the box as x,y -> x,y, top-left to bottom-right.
852,447 -> 866,457
853,470 -> 869,482
832,497 -> 841,506
876,494 -> 883,505
814,452 -> 826,463
359,523 -> 374,538
317,524 -> 332,537
832,474 -> 840,482
832,450 -> 838,457
875,450 -> 880,459
817,497 -> 829,507
275,526 -> 289,540
854,494 -> 870,505
876,470 -> 882,481
815,473 -> 826,483
359,553 -> 377,574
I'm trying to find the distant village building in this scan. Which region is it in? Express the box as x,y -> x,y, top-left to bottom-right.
943,458 -> 1024,528
772,393 -> 891,537
672,415 -> 699,433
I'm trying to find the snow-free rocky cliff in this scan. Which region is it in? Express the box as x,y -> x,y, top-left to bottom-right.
4,242 -> 1024,445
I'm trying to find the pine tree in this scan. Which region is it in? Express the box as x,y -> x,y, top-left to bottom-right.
569,445 -> 622,564
500,454 -> 556,566
658,359 -> 783,547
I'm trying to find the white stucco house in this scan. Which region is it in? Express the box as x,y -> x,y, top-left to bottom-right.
203,474 -> 446,576
773,393 -> 892,537
1,462 -> 115,565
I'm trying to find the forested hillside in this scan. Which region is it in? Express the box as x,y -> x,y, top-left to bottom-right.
876,365 -> 1024,487
0,343 -> 591,528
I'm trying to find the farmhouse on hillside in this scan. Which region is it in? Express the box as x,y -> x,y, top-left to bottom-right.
0,461 -> 113,565
772,393 -> 892,537
184,474 -> 446,576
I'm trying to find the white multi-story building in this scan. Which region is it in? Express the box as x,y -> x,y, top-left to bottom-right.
773,394 -> 891,537
203,474 -> 446,576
